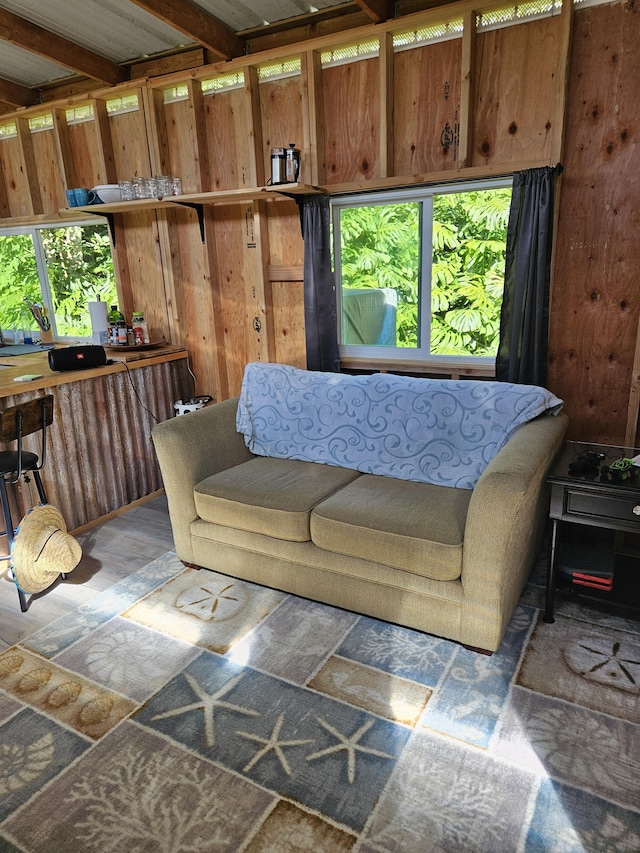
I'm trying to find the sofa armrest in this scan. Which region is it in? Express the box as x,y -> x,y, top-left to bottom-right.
151,396 -> 253,562
460,412 -> 568,649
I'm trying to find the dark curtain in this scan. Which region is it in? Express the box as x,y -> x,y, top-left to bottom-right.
296,194 -> 340,372
495,165 -> 561,386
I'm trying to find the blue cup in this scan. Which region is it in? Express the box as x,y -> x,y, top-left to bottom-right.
66,189 -> 78,207
73,188 -> 90,206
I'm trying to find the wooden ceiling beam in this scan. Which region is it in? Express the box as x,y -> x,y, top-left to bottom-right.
128,0 -> 245,60
0,9 -> 127,86
242,9 -> 371,54
0,76 -> 39,107
353,0 -> 395,23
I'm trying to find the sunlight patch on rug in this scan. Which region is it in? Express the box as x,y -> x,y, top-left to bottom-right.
226,595 -> 358,684
491,685 -> 640,809
21,551 -> 186,659
54,616 -> 200,703
123,568 -> 287,654
360,727 -> 535,852
517,614 -> 640,724
419,604 -> 536,747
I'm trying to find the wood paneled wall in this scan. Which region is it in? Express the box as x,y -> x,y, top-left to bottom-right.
549,1 -> 640,446
0,1 -> 637,445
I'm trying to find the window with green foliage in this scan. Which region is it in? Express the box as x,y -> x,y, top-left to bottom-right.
0,221 -> 117,341
332,179 -> 512,367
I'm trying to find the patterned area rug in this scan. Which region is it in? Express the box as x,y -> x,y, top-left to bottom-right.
0,552 -> 638,852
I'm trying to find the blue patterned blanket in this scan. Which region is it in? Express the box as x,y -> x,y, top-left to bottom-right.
236,363 -> 563,489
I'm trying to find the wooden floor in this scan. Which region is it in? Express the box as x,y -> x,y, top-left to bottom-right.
0,494 -> 175,651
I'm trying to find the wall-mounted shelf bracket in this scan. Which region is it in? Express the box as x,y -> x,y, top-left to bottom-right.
83,209 -> 117,244
172,201 -> 205,242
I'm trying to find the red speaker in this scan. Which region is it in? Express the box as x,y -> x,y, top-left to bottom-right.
48,345 -> 108,372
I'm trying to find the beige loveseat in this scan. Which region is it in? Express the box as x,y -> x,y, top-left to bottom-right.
152,369 -> 567,652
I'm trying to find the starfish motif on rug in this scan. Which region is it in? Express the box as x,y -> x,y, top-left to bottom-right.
306,717 -> 394,783
237,713 -> 314,774
151,672 -> 259,747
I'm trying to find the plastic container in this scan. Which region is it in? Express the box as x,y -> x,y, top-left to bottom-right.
107,305 -> 126,345
131,311 -> 150,345
270,148 -> 286,184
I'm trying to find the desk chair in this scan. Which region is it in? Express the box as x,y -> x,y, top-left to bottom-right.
0,395 -> 54,611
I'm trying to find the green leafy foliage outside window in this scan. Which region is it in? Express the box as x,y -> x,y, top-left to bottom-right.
336,184 -> 511,359
0,223 -> 116,338
431,189 -> 510,356
340,203 -> 420,348
0,234 -> 41,332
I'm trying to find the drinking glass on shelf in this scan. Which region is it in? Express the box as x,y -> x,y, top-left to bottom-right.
132,176 -> 143,199
155,175 -> 172,198
119,180 -> 134,201
141,177 -> 158,199
171,177 -> 182,196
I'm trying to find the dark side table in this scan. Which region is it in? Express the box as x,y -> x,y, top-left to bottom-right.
544,440 -> 640,623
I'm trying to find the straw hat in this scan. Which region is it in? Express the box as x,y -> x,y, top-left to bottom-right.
10,504 -> 82,594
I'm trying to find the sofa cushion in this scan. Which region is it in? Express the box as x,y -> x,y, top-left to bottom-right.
194,457 -> 361,542
311,474 -> 472,580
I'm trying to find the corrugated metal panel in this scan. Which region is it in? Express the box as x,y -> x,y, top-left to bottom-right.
195,0 -> 345,32
0,0 -> 351,89
0,0 -> 191,64
1,359 -> 192,532
0,41 -> 72,88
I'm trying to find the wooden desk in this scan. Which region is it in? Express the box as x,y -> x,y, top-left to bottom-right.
0,343 -> 188,396
0,343 -> 192,532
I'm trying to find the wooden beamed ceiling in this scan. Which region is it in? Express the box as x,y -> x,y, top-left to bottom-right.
0,7 -> 127,91
0,0 -> 427,110
127,0 -> 245,61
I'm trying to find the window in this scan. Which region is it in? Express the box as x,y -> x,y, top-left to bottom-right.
0,220 -> 117,342
332,178 -> 512,369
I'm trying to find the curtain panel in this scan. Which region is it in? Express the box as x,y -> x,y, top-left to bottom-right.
296,195 -> 340,372
496,165 -> 561,386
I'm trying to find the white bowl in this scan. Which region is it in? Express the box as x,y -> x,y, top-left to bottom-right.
92,185 -> 121,203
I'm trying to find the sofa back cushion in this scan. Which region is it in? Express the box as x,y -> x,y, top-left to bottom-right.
236,362 -> 563,489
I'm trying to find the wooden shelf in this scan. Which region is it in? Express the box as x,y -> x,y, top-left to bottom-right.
55,183 -> 326,244
176,182 -> 325,205
64,182 -> 325,216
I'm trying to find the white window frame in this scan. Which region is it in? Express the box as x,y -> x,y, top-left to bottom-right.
0,217 -> 114,342
331,176 -> 513,371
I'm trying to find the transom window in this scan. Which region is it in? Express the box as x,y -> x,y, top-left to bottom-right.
331,178 -> 512,369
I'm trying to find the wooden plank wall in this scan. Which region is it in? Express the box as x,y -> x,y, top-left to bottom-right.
1,1 -> 637,444
473,17 -> 562,166
0,1 -> 571,398
549,0 -> 640,446
393,40 -> 462,175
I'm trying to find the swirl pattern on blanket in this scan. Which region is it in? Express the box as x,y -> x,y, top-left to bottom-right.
236,363 -> 563,489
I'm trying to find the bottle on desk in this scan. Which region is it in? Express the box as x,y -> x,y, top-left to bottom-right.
132,312 -> 150,345
107,305 -> 126,345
